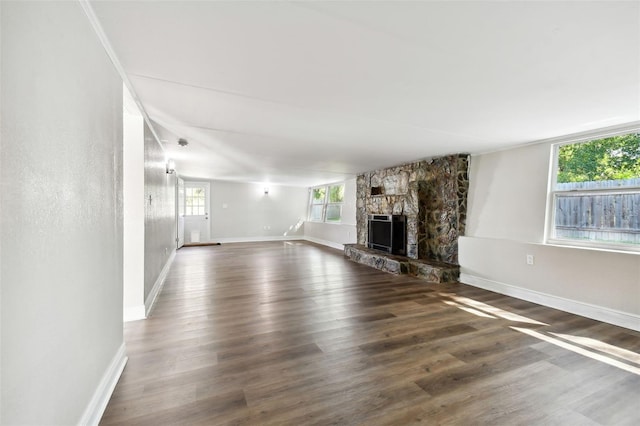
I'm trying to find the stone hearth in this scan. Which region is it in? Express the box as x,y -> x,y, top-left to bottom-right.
344,244 -> 459,283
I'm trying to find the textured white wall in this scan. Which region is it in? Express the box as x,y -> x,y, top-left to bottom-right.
461,140 -> 640,327
0,2 -> 3,421
143,123 -> 176,299
1,2 -> 124,423
304,222 -> 357,249
465,143 -> 550,243
341,178 -> 357,226
123,88 -> 145,320
198,180 -> 308,241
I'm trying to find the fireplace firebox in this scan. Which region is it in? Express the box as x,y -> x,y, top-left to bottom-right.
367,214 -> 406,255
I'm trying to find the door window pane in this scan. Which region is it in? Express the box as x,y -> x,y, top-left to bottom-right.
185,187 -> 206,216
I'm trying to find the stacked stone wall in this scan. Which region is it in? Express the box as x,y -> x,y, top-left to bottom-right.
356,154 -> 469,264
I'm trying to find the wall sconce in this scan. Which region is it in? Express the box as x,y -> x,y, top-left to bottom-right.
264,187 -> 269,195
166,160 -> 176,174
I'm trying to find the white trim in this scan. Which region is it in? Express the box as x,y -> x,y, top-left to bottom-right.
77,343 -> 128,426
144,249 -> 176,317
545,240 -> 640,256
460,235 -> 640,256
304,236 -> 345,251
460,273 -> 640,332
123,305 -> 146,322
550,124 -> 640,148
214,236 -> 304,244
546,237 -> 640,254
78,0 -> 164,151
473,121 -> 640,156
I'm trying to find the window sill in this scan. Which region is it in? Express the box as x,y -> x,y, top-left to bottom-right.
545,238 -> 640,255
305,220 -> 357,226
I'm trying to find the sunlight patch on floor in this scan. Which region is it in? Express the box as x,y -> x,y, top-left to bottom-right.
550,332 -> 640,365
512,326 -> 640,376
442,300 -> 498,319
440,293 -> 548,325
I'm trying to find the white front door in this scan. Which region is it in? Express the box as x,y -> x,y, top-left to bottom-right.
177,178 -> 185,248
183,181 -> 210,243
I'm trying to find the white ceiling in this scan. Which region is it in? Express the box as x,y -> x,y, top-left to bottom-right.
91,1 -> 640,187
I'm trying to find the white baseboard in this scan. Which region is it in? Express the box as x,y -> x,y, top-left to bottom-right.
460,273 -> 640,332
78,342 -> 128,426
191,236 -> 345,250
145,249 -> 176,317
123,305 -> 145,322
303,236 -> 345,251
213,236 -> 304,244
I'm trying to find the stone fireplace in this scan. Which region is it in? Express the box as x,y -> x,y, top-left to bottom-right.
346,154 -> 469,282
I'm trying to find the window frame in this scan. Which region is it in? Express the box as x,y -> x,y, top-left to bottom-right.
308,182 -> 345,223
309,187 -> 327,222
546,128 -> 640,253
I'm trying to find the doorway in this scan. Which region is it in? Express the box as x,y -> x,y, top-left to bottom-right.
183,181 -> 211,243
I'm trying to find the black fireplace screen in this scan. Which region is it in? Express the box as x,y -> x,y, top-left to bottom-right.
367,214 -> 406,255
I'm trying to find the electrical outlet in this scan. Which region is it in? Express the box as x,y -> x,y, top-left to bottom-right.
526,254 -> 534,265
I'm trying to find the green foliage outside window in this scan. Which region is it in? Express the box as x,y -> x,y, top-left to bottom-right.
557,133 -> 640,183
328,185 -> 344,203
312,187 -> 326,204
309,183 -> 345,222
553,132 -> 640,247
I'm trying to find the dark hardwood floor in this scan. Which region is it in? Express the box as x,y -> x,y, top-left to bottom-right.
101,241 -> 640,425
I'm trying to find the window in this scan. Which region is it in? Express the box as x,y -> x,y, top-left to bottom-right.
309,187 -> 326,221
549,131 -> 640,250
185,187 -> 206,216
308,183 -> 345,222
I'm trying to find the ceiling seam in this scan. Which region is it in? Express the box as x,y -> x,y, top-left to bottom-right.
128,72 -> 494,144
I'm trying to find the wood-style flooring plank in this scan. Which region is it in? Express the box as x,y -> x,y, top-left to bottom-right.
101,241 -> 640,425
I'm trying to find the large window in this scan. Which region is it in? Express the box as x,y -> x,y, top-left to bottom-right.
308,183 -> 345,222
549,131 -> 640,250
